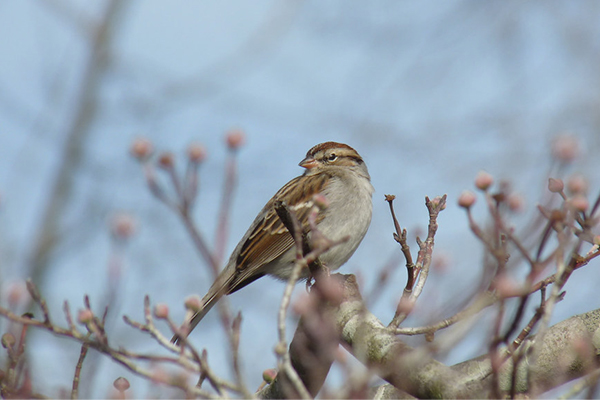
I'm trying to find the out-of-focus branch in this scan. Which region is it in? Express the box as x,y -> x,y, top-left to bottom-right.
214,130 -> 244,265
257,287 -> 338,399
27,0 -> 127,285
133,138 -> 253,394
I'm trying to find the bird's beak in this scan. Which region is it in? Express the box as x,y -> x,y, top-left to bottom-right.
299,157 -> 318,169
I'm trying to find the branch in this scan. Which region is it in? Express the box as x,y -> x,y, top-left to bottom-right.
258,280 -> 338,398
331,273 -> 600,398
389,195 -> 446,328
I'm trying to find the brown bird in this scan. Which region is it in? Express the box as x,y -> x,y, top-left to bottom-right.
174,142 -> 373,343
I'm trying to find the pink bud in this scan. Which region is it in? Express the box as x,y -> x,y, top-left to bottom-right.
458,191 -> 476,208
432,253 -> 450,273
110,213 -> 137,239
153,303 -> 169,319
494,275 -> 523,298
507,193 -> 525,212
113,377 -> 130,392
157,152 -> 174,169
548,178 -> 564,193
262,369 -> 277,383
77,309 -> 94,324
551,135 -> 579,163
567,174 -> 588,195
150,367 -> 168,385
474,171 -> 494,191
226,129 -> 245,150
430,196 -> 446,210
187,143 -> 207,163
6,281 -> 28,308
184,295 -> 202,312
570,195 -> 589,212
130,138 -> 154,161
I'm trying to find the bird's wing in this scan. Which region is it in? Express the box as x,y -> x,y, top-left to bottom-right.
229,172 -> 330,292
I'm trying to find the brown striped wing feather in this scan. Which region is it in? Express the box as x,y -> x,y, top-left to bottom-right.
228,172 -> 330,292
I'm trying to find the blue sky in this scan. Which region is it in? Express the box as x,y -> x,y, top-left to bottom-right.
0,1 -> 599,397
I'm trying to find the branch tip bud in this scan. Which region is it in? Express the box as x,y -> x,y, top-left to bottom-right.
458,190 -> 476,208
552,134 -> 579,163
113,377 -> 130,392
474,170 -> 493,191
226,129 -> 245,150
77,309 -> 94,324
184,295 -> 202,312
153,303 -> 169,319
1,333 -> 15,349
130,137 -> 153,161
187,143 -> 207,163
157,152 -> 174,169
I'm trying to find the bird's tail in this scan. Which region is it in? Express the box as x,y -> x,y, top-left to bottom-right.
171,273 -> 233,345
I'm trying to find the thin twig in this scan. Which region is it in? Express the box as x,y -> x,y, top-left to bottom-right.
389,195 -> 446,328
214,151 -> 238,265
71,342 -> 89,399
394,291 -> 497,336
0,301 -> 222,399
277,259 -> 312,399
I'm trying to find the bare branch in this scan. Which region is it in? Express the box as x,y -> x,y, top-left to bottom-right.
71,343 -> 89,400
389,195 -> 446,328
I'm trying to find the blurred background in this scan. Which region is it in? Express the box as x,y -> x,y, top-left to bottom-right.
1,1 -> 600,397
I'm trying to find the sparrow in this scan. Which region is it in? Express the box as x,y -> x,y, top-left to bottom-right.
174,141 -> 373,343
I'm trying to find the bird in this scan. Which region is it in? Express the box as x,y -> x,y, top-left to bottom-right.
173,141 -> 373,343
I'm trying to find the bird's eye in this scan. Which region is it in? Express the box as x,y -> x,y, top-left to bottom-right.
327,153 -> 337,162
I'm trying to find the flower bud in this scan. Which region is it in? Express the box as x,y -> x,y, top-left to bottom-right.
113,377 -> 130,392
507,193 -> 525,212
187,143 -> 207,163
110,213 -> 137,239
226,129 -> 245,150
432,253 -> 450,273
184,295 -> 202,312
77,309 -> 94,324
130,138 -> 153,161
458,191 -> 476,208
570,195 -> 589,212
551,134 -> 579,163
474,171 -> 493,191
274,342 -> 287,356
548,178 -> 564,193
6,281 -> 28,308
150,367 -> 168,385
262,369 -> 277,383
430,196 -> 446,210
153,303 -> 169,319
157,152 -> 174,169
567,174 -> 588,195
1,333 -> 15,349
494,275 -> 523,298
